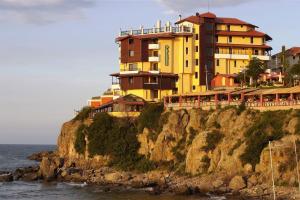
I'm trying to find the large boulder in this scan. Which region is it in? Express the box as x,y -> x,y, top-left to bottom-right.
27,151 -> 54,162
0,172 -> 13,182
39,156 -> 64,181
229,175 -> 246,191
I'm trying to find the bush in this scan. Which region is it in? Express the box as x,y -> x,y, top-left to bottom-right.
172,138 -> 186,163
137,103 -> 164,133
237,102 -> 246,115
187,127 -> 198,145
73,107 -> 92,122
202,130 -> 224,152
201,155 -> 211,173
240,111 -> 289,167
85,112 -> 154,172
74,124 -> 87,154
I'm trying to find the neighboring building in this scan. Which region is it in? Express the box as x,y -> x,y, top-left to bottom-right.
112,12 -> 272,101
91,94 -> 146,118
270,47 -> 300,68
259,69 -> 284,86
211,74 -> 240,89
88,84 -> 121,108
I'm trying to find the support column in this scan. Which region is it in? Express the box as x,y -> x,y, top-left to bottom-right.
198,95 -> 201,108
290,93 -> 294,105
276,93 -> 279,105
179,96 -> 182,107
260,94 -> 263,107
214,94 -> 218,106
228,93 -> 231,105
241,93 -> 245,102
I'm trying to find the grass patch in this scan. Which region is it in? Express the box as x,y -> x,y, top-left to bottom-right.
74,124 -> 88,154
202,130 -> 224,152
75,112 -> 155,172
240,111 -> 290,168
137,103 -> 164,133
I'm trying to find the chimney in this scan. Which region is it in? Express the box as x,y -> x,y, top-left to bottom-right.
178,15 -> 182,21
156,20 -> 161,29
196,12 -> 200,16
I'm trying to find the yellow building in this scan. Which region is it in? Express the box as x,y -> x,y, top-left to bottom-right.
112,12 -> 272,101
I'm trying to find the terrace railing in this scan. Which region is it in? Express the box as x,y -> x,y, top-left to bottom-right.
120,26 -> 192,36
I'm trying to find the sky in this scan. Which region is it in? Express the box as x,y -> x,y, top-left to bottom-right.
0,0 -> 299,145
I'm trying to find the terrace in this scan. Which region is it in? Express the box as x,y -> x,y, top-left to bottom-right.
164,86 -> 300,111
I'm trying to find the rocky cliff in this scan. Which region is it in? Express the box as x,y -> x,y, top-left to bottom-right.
40,106 -> 300,198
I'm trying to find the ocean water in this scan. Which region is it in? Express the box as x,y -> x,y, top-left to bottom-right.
0,145 -> 235,200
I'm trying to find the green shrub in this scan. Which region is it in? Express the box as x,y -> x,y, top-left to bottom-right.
187,127 -> 198,145
73,107 -> 92,121
202,130 -> 224,152
86,112 -> 154,172
237,102 -> 246,115
240,111 -> 289,167
74,124 -> 87,154
172,138 -> 186,163
201,155 -> 211,173
137,103 -> 164,133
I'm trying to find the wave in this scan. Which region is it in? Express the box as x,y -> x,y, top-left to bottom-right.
65,182 -> 88,187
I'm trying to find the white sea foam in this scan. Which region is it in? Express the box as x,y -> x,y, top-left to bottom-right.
66,182 -> 87,187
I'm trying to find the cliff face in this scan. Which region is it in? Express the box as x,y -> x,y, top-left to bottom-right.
56,108 -> 300,187
57,119 -> 109,169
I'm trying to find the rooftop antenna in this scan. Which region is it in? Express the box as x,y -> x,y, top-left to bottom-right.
208,0 -> 210,12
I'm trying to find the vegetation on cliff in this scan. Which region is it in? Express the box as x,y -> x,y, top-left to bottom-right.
240,110 -> 290,167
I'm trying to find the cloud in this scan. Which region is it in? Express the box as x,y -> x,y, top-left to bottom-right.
0,0 -> 95,24
157,0 -> 258,13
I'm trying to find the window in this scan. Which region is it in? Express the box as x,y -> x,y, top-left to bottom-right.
293,56 -> 296,60
195,72 -> 198,79
192,85 -> 196,90
251,37 -> 254,44
195,59 -> 199,66
128,38 -> 134,44
186,47 -> 189,55
152,90 -> 158,99
129,50 -> 134,57
229,36 -> 232,43
234,60 -> 237,67
129,63 -> 138,71
215,36 -> 218,43
229,48 -> 232,54
165,45 -> 170,66
153,51 -> 158,56
195,46 -> 199,52
186,60 -> 189,67
227,25 -> 230,31
186,36 -> 189,42
150,77 -> 158,83
254,50 -> 259,55
195,34 -> 199,40
216,59 -> 220,66
129,77 -> 133,84
151,63 -> 158,71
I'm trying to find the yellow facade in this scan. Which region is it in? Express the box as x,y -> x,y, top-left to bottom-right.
116,12 -> 271,101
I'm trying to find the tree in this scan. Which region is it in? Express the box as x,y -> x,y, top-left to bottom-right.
246,58 -> 265,87
284,63 -> 300,86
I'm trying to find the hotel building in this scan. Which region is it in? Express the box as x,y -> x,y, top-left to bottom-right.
111,12 -> 272,101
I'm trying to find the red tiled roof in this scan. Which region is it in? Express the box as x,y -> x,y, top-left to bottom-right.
216,17 -> 257,28
199,12 -> 216,18
286,47 -> 300,56
216,30 -> 272,40
216,43 -> 272,50
176,12 -> 257,27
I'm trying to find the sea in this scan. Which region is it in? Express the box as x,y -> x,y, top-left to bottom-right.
0,144 -> 237,200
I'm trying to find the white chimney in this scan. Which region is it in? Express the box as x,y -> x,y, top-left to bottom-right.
178,15 -> 182,21
156,20 -> 161,29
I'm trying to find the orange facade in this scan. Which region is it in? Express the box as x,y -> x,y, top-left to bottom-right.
89,96 -> 113,108
211,74 -> 239,89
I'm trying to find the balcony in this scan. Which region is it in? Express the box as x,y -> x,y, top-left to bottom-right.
120,25 -> 192,37
215,54 -> 249,60
252,55 -> 271,61
149,56 -> 160,62
148,44 -> 160,50
120,66 -> 140,74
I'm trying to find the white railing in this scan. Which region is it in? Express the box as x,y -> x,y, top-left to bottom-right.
148,44 -> 160,50
120,26 -> 192,36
